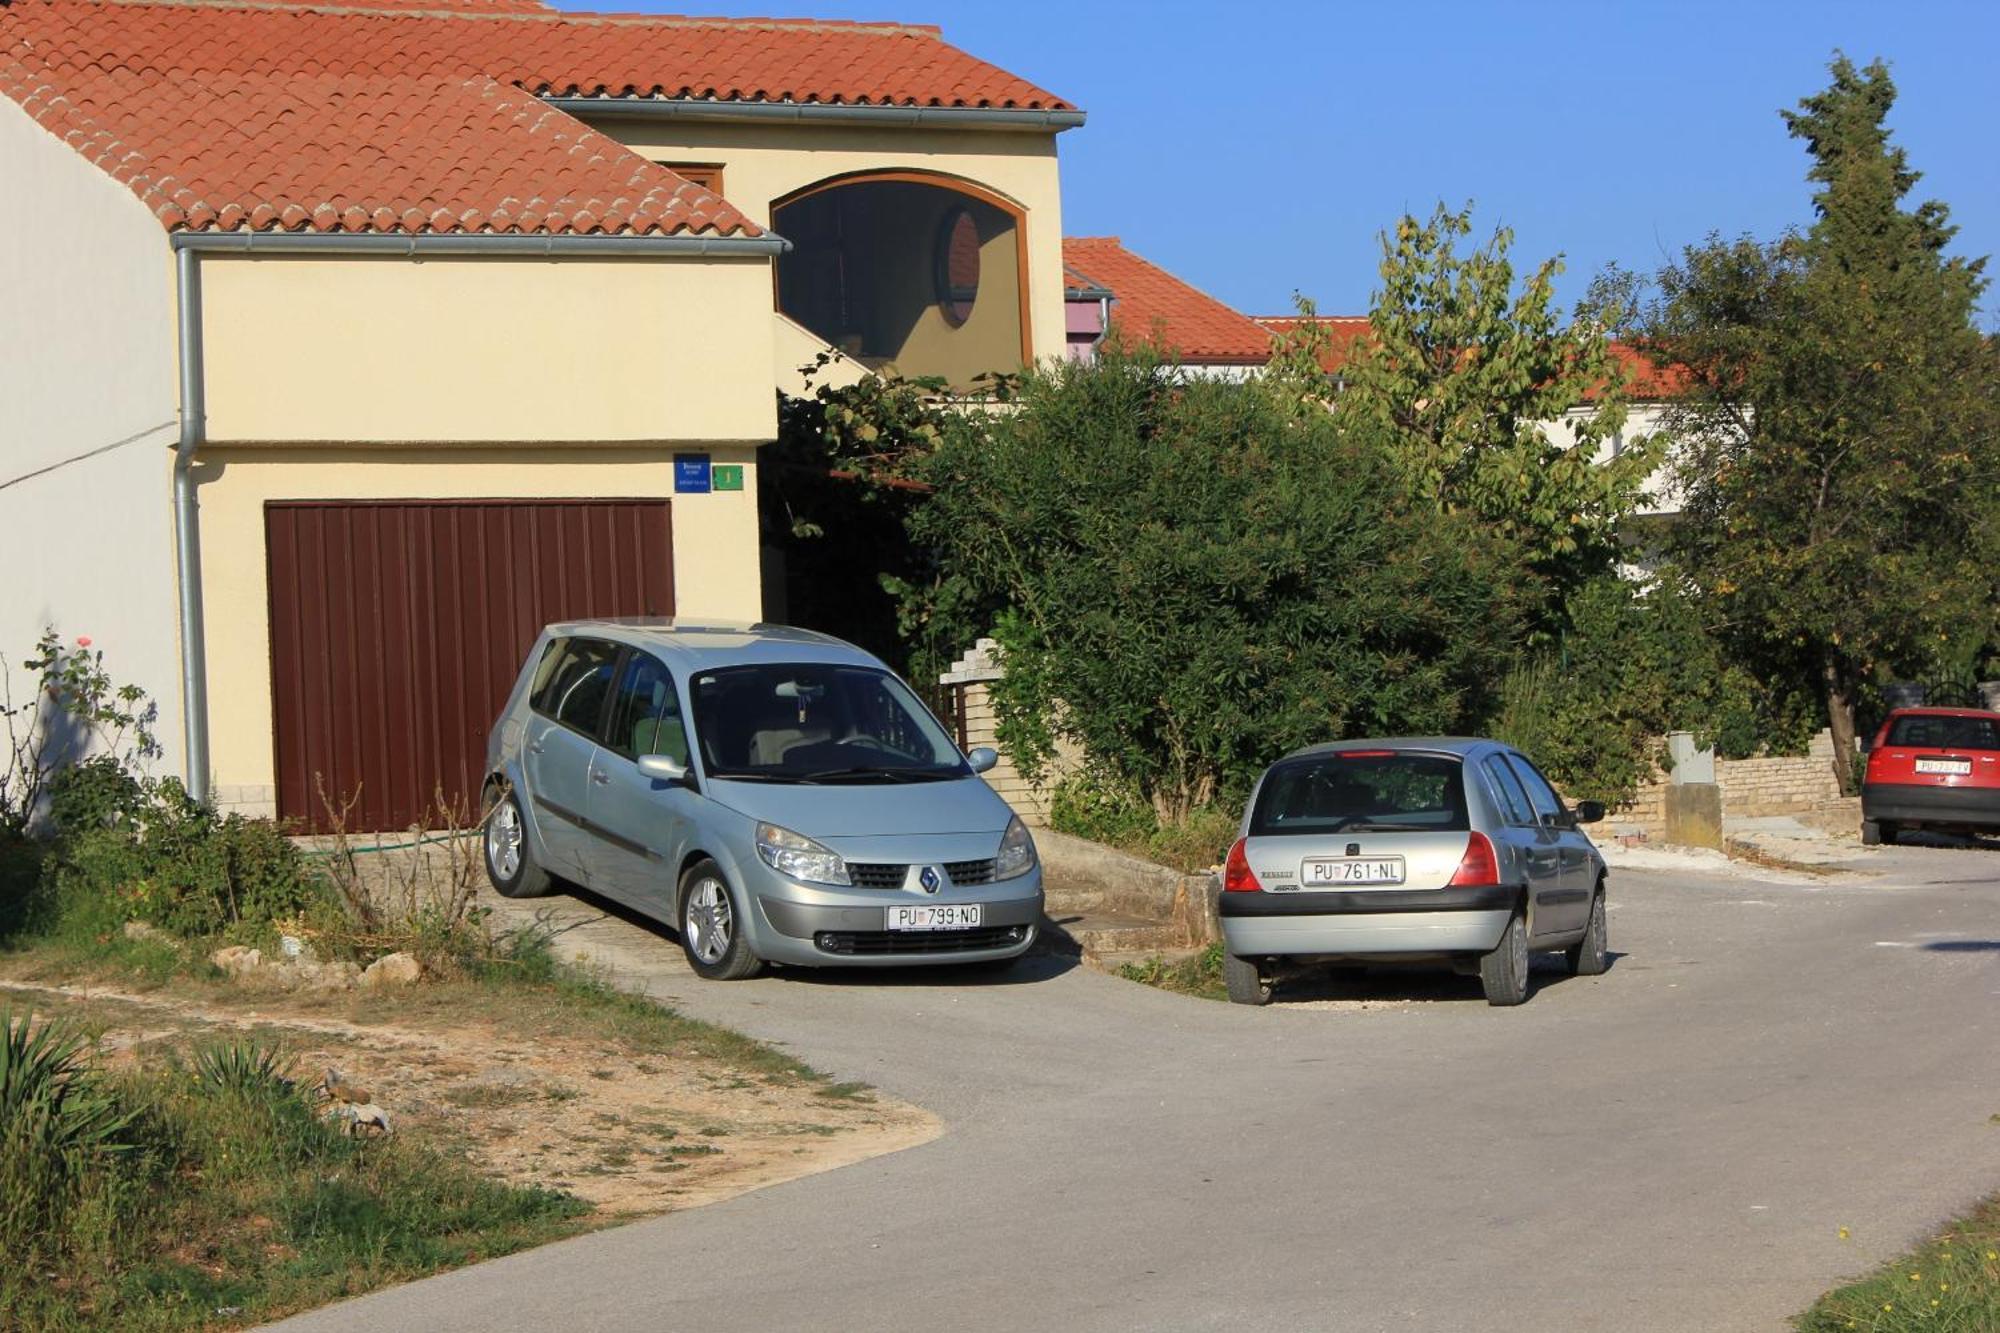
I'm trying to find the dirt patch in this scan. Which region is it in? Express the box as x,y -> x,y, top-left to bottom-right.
0,975 -> 938,1217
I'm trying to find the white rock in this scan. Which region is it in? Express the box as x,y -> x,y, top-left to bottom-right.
209,945 -> 262,976
360,952 -> 422,989
123,921 -> 170,944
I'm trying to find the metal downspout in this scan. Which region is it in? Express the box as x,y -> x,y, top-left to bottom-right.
172,245 -> 209,801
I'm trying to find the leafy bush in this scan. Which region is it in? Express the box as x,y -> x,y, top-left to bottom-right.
47,780 -> 319,941
907,344 -> 1532,822
1050,773 -> 1238,872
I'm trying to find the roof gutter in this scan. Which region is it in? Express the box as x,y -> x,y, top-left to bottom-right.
169,231 -> 790,256
172,245 -> 210,802
541,96 -> 1086,133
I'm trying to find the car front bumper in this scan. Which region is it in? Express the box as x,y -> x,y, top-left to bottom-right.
1218,885 -> 1516,959
745,870 -> 1044,967
1863,782 -> 2000,829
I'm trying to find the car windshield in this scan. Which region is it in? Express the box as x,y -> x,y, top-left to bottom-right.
688,663 -> 969,783
1886,714 -> 2000,751
1250,752 -> 1470,835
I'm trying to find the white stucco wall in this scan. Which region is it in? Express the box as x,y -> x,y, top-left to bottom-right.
0,96 -> 183,786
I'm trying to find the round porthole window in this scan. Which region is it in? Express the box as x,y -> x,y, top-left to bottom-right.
935,207 -> 980,326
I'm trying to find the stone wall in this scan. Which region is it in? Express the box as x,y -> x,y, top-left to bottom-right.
1610,729 -> 1845,831
939,639 -> 1079,827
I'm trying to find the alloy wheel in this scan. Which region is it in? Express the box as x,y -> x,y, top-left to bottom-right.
685,878 -> 732,964
487,799 -> 522,880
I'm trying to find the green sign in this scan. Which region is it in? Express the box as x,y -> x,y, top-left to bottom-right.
712,464 -> 744,492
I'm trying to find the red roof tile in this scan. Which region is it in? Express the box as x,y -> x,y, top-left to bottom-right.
1253,313 -> 1371,374
1062,236 -> 1273,364
0,0 -> 1072,237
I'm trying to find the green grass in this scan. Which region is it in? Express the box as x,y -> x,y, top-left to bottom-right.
1797,1198 -> 2000,1331
0,909 -> 864,1331
0,1022 -> 590,1332
1114,942 -> 1228,1001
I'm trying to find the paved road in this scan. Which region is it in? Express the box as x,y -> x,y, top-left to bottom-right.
274,842 -> 2000,1332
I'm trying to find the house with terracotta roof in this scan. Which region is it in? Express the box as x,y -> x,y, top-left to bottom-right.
1055,236 -> 1686,517
0,0 -> 1080,830
1060,236 -> 1274,376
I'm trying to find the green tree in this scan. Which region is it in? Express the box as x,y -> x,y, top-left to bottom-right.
903,344 -> 1532,821
1645,56 -> 2000,772
1334,203 -> 1663,617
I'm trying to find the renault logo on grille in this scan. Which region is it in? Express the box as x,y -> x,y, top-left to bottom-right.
918,865 -> 943,894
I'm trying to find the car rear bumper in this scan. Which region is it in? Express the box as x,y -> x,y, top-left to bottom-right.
1863,782 -> 2000,828
1219,886 -> 1517,957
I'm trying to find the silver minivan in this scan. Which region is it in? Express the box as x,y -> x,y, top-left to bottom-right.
481,620 -> 1043,978
1219,739 -> 1609,1006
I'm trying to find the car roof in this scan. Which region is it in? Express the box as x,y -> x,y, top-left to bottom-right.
539,619 -> 886,673
1274,737 -> 1499,763
1885,706 -> 2000,721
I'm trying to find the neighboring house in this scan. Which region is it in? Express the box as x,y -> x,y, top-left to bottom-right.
1059,236 -> 1272,376
0,0 -> 1079,830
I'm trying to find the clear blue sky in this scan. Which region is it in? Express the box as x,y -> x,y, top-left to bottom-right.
556,0 -> 2000,323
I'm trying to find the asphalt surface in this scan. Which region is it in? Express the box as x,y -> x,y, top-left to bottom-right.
272,840 -> 2000,1332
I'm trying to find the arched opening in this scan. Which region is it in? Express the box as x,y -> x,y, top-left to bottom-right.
773,172 -> 1027,387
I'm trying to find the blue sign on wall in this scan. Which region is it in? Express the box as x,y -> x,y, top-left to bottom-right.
674,453 -> 712,494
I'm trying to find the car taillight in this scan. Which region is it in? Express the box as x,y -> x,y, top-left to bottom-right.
1223,837 -> 1262,893
1447,831 -> 1501,888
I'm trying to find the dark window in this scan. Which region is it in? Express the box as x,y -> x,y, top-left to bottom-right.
605,652 -> 690,765
687,663 -> 965,783
1249,752 -> 1469,836
1481,754 -> 1536,827
527,638 -> 568,714
656,161 -> 724,195
1886,714 -> 2000,751
535,638 -> 620,737
1505,755 -> 1567,826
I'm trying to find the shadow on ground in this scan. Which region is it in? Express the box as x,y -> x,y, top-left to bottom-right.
532,882 -> 1079,989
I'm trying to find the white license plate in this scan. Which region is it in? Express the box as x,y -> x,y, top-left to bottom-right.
1915,758 -> 1972,775
886,903 -> 984,931
1301,857 -> 1406,887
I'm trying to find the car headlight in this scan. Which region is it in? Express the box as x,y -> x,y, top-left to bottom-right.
755,822 -> 851,886
995,816 -> 1037,880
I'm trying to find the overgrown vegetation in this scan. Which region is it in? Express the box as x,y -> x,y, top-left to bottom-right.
1114,944 -> 1226,1002
1796,1195 -> 2000,1331
757,59 -> 1995,837
1637,56 -> 2000,783
905,341 -> 1530,822
0,1010 -> 587,1331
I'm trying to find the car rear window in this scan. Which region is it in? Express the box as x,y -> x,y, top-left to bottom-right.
1250,752 -> 1469,836
1886,715 -> 2000,751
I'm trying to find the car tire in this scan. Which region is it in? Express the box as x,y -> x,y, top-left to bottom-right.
483,786 -> 552,899
1566,887 -> 1609,977
678,860 -> 764,981
1479,910 -> 1530,1006
1223,951 -> 1274,1006
1861,819 -> 1882,846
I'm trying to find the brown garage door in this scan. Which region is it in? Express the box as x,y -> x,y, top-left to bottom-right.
267,499 -> 674,833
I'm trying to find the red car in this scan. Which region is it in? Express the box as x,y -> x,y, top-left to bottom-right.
1861,707 -> 2000,845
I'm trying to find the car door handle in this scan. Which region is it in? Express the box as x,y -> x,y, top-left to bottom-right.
528,740 -> 544,755
590,770 -> 610,785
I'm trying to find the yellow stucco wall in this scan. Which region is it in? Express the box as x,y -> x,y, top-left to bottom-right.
196,445 -> 761,814
583,117 -> 1068,371
198,253 -> 778,444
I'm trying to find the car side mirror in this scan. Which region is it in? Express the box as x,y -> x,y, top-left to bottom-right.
636,753 -> 690,785
1571,800 -> 1606,825
966,746 -> 999,775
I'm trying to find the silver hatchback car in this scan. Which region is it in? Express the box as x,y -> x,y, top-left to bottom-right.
481,620 -> 1043,979
1219,739 -> 1609,1006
